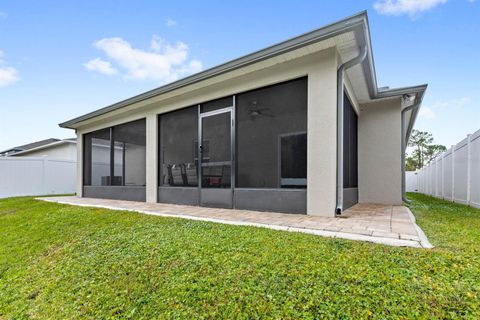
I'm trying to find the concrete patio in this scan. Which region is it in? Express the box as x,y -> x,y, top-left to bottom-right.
38,196 -> 432,248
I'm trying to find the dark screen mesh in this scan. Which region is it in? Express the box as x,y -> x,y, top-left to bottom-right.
159,106 -> 199,187
236,77 -> 307,188
343,93 -> 358,188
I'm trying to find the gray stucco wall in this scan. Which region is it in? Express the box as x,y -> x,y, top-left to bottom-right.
358,98 -> 402,205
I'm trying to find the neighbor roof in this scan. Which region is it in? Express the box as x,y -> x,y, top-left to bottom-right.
60,10 -> 426,137
10,139 -> 76,156
13,138 -> 60,151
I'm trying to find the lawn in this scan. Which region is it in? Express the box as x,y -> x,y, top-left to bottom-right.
0,194 -> 479,319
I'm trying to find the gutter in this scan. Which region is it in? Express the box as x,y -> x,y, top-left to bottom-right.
400,89 -> 425,205
336,45 -> 367,215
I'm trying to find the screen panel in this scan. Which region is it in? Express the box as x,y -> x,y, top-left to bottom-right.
201,111 -> 231,189
201,96 -> 233,113
343,93 -> 358,189
159,106 -> 199,187
83,128 -> 111,186
83,119 -> 146,187
112,119 -> 146,186
236,77 -> 307,189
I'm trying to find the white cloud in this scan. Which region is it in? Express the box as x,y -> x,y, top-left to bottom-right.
374,0 -> 448,17
419,97 -> 470,119
84,58 -> 118,75
0,50 -> 19,88
150,34 -> 164,52
165,19 -> 177,27
0,67 -> 19,87
427,97 -> 470,109
85,35 -> 202,82
419,106 -> 435,119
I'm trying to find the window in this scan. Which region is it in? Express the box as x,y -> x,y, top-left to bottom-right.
159,106 -> 198,187
343,93 -> 358,188
83,119 -> 146,187
236,77 -> 307,188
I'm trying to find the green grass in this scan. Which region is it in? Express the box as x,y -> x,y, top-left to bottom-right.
0,194 -> 479,319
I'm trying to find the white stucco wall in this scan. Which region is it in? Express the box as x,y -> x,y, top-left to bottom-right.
145,114 -> 158,202
75,48 -> 339,216
306,49 -> 337,216
358,98 -> 402,205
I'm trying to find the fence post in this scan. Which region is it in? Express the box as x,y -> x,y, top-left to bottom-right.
422,168 -> 425,193
443,152 -> 446,199
428,163 -> 435,197
429,164 -> 432,195
451,145 -> 455,202
42,157 -> 47,195
426,166 -> 429,195
435,158 -> 439,197
423,167 -> 426,193
421,167 -> 424,194
466,134 -> 472,206
426,165 -> 429,195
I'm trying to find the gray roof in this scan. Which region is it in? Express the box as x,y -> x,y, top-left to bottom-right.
15,138 -> 61,150
59,10 -> 426,130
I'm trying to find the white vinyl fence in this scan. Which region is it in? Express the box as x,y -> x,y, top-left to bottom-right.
0,157 -> 76,199
406,171 -> 418,192
411,128 -> 480,208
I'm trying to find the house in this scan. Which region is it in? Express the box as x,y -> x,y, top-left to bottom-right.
59,11 -> 427,217
0,138 -> 62,157
0,138 -> 78,198
0,138 -> 77,161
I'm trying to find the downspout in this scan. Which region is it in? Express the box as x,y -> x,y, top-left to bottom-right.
401,100 -> 420,205
336,45 -> 367,215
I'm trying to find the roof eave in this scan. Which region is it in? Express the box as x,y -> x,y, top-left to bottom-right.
378,84 -> 428,100
405,85 -> 427,142
59,10 -> 427,134
59,11 -> 370,129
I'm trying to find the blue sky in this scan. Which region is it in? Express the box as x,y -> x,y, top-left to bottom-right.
0,0 -> 479,151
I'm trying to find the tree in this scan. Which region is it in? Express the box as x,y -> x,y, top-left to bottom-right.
405,129 -> 446,171
425,144 -> 447,164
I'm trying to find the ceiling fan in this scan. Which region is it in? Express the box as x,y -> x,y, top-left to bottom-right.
248,101 -> 274,120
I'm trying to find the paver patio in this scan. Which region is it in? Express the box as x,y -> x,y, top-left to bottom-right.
38,196 -> 432,248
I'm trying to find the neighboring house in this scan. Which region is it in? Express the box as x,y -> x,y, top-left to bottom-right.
0,138 -> 61,157
0,138 -> 78,198
59,11 -> 427,217
1,138 -> 78,161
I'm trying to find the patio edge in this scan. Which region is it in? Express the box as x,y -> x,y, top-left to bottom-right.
405,207 -> 434,248
37,197 -> 427,248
